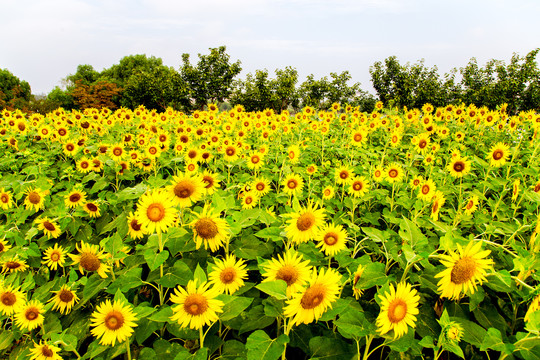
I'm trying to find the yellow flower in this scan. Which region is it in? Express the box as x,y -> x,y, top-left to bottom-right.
42,243 -> 67,270
35,217 -> 61,239
385,163 -> 405,183
335,165 -> 355,185
247,151 -> 265,170
83,202 -> 101,217
208,255 -> 248,295
430,191 -> 446,221
322,186 -> 335,200
1,257 -> 29,274
68,242 -> 110,278
282,173 -> 304,197
49,285 -> 79,315
352,264 -> 365,300
29,341 -> 63,360
0,284 -> 26,315
241,191 -> 259,210
201,170 -> 221,196
376,282 -> 420,339
252,177 -> 271,197
348,176 -> 370,198
487,142 -> 510,167
64,190 -> 87,209
447,155 -> 472,178
316,223 -> 348,257
167,172 -> 205,208
15,300 -> 45,331
463,195 -> 479,215
417,179 -> 436,202
24,187 -> 49,212
135,189 -> 177,234
126,212 -> 145,240
190,204 -> 230,252
262,250 -> 312,298
285,202 -> 326,244
90,299 -> 138,346
0,188 -> 14,209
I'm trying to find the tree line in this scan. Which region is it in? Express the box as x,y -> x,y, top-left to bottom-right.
1,46 -> 539,114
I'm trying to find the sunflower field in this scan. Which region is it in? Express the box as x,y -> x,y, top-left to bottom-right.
1,102 -> 540,360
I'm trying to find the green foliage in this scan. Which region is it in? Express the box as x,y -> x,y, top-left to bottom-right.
0,68 -> 31,109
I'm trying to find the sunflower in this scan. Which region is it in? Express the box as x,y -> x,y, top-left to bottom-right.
1,257 -> 28,274
262,250 -> 312,297
316,223 -> 348,256
0,188 -> 14,210
63,142 -> 79,157
68,242 -> 110,278
0,238 -> 12,254
208,255 -> 248,295
282,173 -> 304,197
448,155 -> 471,178
247,152 -> 265,170
83,202 -> 101,217
463,195 -> 479,215
306,164 -> 318,176
35,217 -> 61,239
126,212 -> 145,240
24,187 -> 48,212
76,157 -> 92,173
15,300 -> 45,331
90,299 -> 138,346
49,285 -> 79,315
350,129 -> 368,147
487,142 -> 510,167
430,191 -> 446,221
42,243 -> 67,270
167,172 -> 205,208
109,143 -> 125,162
29,341 -> 62,360
409,175 -> 423,190
352,264 -> 366,300
335,165 -> 355,185
136,189 -> 177,234
222,144 -> 240,162
201,170 -> 221,196
348,176 -> 370,198
190,204 -> 230,252
170,280 -> 224,329
287,145 -> 300,164
376,282 -> 420,339
252,177 -> 271,197
415,133 -> 431,154
372,167 -> 385,183
241,191 -> 259,210
417,179 -> 436,201
385,163 -> 405,183
512,179 -> 520,202
0,284 -> 26,315
284,267 -> 342,326
64,190 -> 87,209
435,241 -> 493,300
525,294 -> 540,323
285,202 -> 326,244
322,186 -> 335,200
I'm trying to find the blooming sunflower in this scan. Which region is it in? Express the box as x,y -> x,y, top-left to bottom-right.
287,145 -> 300,164
285,202 -> 326,244
252,177 -> 271,197
435,241 -> 493,300
136,189 -> 177,234
448,155 -> 471,178
49,284 -> 79,314
284,267 -> 342,326
201,170 -> 221,196
372,166 -> 385,183
35,217 -> 61,239
463,195 -> 479,215
316,223 -> 348,257
262,250 -> 313,298
0,188 -> 14,210
29,341 -> 62,360
42,243 -> 67,270
208,255 -> 248,295
0,238 -> 12,254
348,176 -> 370,198
15,300 -> 45,331
64,190 -> 87,209
83,202 -> 101,217
385,163 -> 405,183
417,179 -> 436,202
335,165 -> 355,185
282,173 -> 304,197
170,280 -> 224,329
241,191 -> 259,210
322,186 -> 335,200
76,157 -> 92,173
376,282 -> 420,339
90,299 -> 138,346
0,284 -> 26,315
1,257 -> 28,274
487,142 -> 510,167
190,204 -> 230,252
167,172 -> 205,208
126,212 -> 145,240
68,242 -> 110,278
247,152 -> 265,170
23,187 -> 48,212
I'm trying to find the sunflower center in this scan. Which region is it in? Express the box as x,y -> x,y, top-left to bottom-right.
86,203 -> 98,212
105,311 -> 125,330
388,299 -> 408,323
324,232 -> 339,246
1,194 -> 8,203
43,221 -> 56,231
354,134 -> 362,142
50,252 -> 60,262
174,180 -> 195,199
226,147 -> 235,156
188,150 -> 197,159
453,161 -> 465,172
69,194 -> 81,203
339,171 -> 348,180
245,196 -> 253,205
81,162 -> 89,169
421,185 -> 430,195
256,183 -> 264,191
466,200 -> 474,210
6,261 -> 21,270
59,289 -> 74,303
492,149 -> 504,160
389,169 -> 398,178
1,292 -> 15,306
535,183 -> 540,193
276,265 -> 299,286
296,213 -> 315,231
28,192 -> 41,204
220,268 -> 236,284
432,200 -> 440,214
130,219 -> 141,231
353,182 -> 362,191
113,148 -> 122,156
419,140 -> 427,149
203,176 -> 214,189
79,252 -> 101,272
147,203 -> 166,222
183,293 -> 209,315
25,307 -> 39,321
41,345 -> 54,357
287,180 -> 298,189
300,284 -> 325,310
194,218 -> 218,239
450,256 -> 477,284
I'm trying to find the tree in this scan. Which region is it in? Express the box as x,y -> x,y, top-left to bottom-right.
65,64 -> 100,87
70,80 -> 122,109
180,46 -> 242,110
101,55 -> 165,88
0,68 -> 31,110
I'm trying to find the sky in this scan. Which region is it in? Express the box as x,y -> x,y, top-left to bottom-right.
1,0 -> 539,95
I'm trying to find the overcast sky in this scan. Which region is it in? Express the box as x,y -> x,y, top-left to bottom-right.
1,0 -> 539,95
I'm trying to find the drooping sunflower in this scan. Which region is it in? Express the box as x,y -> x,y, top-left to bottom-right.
316,223 -> 348,256
68,242 -> 110,278
448,155 -> 472,178
487,142 -> 510,167
135,189 -> 177,234
90,299 -> 138,346
284,267 -> 342,326
282,173 -> 304,197
322,186 -> 335,200
15,300 -> 45,331
29,341 -> 62,360
430,191 -> 446,221
42,243 -> 67,270
167,172 -> 205,208
190,204 -> 230,252
23,187 -> 48,212
35,217 -> 61,239
64,190 -> 87,209
352,264 -> 366,300
208,255 -> 248,295
385,163 -> 405,183
335,165 -> 355,185
348,176 -> 370,198
170,280 -> 224,330
376,282 -> 420,339
0,188 -> 14,210
0,284 -> 26,315
252,177 -> 271,197
49,284 -> 79,315
83,202 -> 101,217
285,202 -> 326,244
463,195 -> 479,215
512,179 -> 520,202
435,241 -> 493,300
0,238 -> 12,254
1,257 -> 29,274
126,212 -> 145,240
262,250 -> 312,297
417,179 -> 436,202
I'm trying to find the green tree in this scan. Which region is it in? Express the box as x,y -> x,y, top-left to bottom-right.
298,74 -> 330,109
101,54 -> 165,88
180,46 -> 242,110
65,64 -> 100,87
0,68 -> 31,110
46,86 -> 75,111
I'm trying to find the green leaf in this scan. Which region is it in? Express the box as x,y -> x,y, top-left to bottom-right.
157,260 -> 193,288
219,295 -> 254,322
194,263 -> 207,284
174,348 -> 207,360
309,335 -> 353,360
255,281 -> 288,300
355,261 -> 392,290
0,331 -> 14,351
82,275 -> 110,302
149,306 -> 174,323
144,249 -> 169,271
335,303 -> 376,339
221,340 -> 247,360
50,331 -> 78,352
451,316 -> 487,348
362,227 -> 386,243
246,330 -> 289,360
480,327 -> 514,354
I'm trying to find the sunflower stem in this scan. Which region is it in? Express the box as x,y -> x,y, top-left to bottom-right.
126,341 -> 132,360
199,327 -> 205,349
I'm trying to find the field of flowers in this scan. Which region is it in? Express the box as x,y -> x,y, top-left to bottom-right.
1,102 -> 540,360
